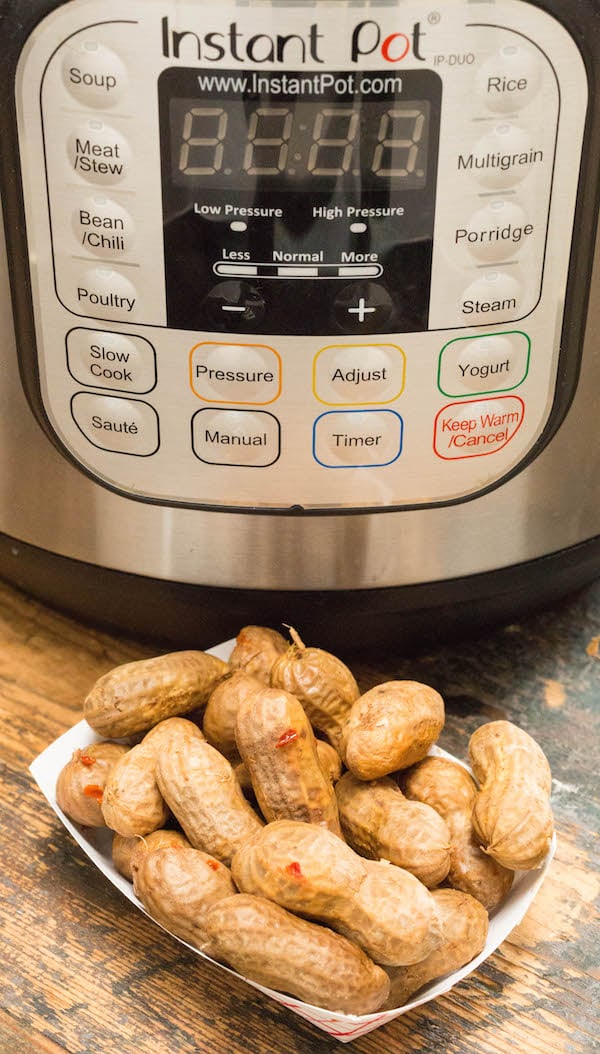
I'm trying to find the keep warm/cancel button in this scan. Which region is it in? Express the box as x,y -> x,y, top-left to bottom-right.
434,396 -> 524,459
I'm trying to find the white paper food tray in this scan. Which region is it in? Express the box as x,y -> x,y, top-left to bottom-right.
30,637 -> 555,1042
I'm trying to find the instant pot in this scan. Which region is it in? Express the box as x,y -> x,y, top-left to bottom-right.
0,0 -> 598,650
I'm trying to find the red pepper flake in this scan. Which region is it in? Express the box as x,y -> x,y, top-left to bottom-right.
83,784 -> 104,802
79,753 -> 96,766
275,728 -> 298,749
206,860 -> 220,871
285,861 -> 303,879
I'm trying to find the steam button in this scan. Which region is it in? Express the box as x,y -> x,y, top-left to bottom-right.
62,41 -> 129,108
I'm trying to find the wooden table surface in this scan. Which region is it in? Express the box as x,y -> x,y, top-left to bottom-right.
1,575 -> 599,1054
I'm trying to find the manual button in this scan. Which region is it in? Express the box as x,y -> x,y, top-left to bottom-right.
192,408 -> 280,466
71,392 -> 159,455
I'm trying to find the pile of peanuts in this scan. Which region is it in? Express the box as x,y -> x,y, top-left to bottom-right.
55,625 -> 555,1015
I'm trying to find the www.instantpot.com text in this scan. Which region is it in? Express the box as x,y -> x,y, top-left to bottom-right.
195,71 -> 404,95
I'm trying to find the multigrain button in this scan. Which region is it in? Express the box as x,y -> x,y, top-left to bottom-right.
73,196 -> 136,258
314,343 -> 405,405
464,122 -> 539,190
438,332 -> 530,396
71,392 -> 159,455
68,121 -> 131,184
66,328 -> 156,393
313,410 -> 403,468
192,408 -> 280,466
190,342 -> 281,404
61,40 -> 129,108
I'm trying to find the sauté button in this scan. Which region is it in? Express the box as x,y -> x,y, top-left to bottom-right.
71,392 -> 159,455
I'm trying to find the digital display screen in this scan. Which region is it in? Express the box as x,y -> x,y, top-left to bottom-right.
169,97 -> 431,191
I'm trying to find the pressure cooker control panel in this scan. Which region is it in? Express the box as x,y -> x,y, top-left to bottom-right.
14,0 -> 588,510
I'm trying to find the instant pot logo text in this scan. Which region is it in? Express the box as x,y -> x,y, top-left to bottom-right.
160,17 -> 426,64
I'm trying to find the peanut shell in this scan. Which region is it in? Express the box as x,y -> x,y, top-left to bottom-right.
229,625 -> 288,684
342,680 -> 445,779
56,742 -> 129,827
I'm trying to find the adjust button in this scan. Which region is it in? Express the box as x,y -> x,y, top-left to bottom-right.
314,343 -> 405,405
67,328 -> 156,393
61,40 -> 129,108
192,408 -> 280,466
71,392 -> 159,455
313,410 -> 403,467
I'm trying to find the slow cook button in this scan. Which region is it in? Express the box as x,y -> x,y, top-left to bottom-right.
190,342 -> 281,404
313,410 -> 403,468
71,392 -> 159,455
433,396 -> 524,459
61,40 -> 129,108
191,408 -> 281,466
438,332 -> 530,396
313,343 -> 405,405
66,328 -> 156,393
67,121 -> 131,184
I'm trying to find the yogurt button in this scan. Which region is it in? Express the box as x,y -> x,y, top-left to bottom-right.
73,196 -> 135,257
438,332 -> 530,395
62,41 -> 129,108
67,121 -> 131,184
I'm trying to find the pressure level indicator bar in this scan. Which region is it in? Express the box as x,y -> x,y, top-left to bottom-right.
213,262 -> 384,279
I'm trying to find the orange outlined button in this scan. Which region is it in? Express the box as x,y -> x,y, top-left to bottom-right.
190,341 -> 281,405
434,395 -> 524,459
313,343 -> 405,406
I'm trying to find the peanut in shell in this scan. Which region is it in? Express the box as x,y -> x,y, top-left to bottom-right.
56,742 -> 129,827
229,625 -> 288,684
270,628 -> 359,751
342,680 -> 445,779
83,650 -> 229,738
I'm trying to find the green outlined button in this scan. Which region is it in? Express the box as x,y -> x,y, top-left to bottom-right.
438,331 -> 530,397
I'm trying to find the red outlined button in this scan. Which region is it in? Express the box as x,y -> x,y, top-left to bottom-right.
434,395 -> 524,459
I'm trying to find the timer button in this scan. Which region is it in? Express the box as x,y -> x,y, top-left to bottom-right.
313,409 -> 403,468
332,282 -> 394,334
73,196 -> 135,258
67,121 -> 131,185
203,281 -> 266,331
477,44 -> 542,113
61,40 -> 129,108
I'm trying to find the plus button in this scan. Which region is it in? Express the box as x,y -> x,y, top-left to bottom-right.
347,297 -> 377,324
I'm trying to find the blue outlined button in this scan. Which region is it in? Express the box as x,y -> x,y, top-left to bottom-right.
313,409 -> 403,468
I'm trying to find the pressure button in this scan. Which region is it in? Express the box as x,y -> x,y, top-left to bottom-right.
62,40 -> 129,108
71,393 -> 159,455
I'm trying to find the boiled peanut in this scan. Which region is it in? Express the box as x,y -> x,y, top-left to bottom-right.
385,889 -> 488,1008
101,718 -> 204,837
112,829 -> 191,882
203,893 -> 390,1015
229,625 -> 288,684
231,820 -> 442,966
235,685 -> 341,834
469,721 -> 554,870
83,650 -> 229,738
402,756 -> 513,909
270,628 -> 359,750
234,738 -> 341,795
133,846 -> 237,948
156,736 -> 263,865
342,681 -> 445,779
56,742 -> 129,826
202,671 -> 263,762
335,772 -> 451,888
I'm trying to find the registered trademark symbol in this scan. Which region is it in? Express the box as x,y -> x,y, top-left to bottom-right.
428,11 -> 441,23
